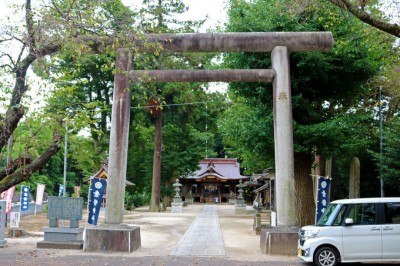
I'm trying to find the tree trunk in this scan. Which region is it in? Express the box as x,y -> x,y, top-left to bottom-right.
149,113 -> 162,212
294,152 -> 315,226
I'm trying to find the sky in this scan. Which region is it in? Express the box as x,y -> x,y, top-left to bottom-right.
122,0 -> 228,32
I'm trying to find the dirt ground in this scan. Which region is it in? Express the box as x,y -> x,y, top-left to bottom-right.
3,204 -> 300,263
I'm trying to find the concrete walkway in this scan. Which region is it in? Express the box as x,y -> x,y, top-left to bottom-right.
170,205 -> 225,256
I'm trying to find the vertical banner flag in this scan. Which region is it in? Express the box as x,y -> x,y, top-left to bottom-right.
36,184 -> 46,205
315,176 -> 332,223
87,178 -> 107,225
20,186 -> 30,211
58,184 -> 64,197
3,186 -> 15,214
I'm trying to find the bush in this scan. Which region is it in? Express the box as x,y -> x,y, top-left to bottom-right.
125,192 -> 150,209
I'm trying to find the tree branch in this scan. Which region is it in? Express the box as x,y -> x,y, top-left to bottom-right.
328,0 -> 400,38
0,156 -> 32,180
0,131 -> 62,193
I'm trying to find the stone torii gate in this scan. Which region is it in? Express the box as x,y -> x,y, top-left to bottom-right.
87,32 -> 333,252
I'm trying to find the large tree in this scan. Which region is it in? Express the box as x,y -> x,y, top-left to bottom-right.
0,0 -> 137,193
221,0 -> 392,225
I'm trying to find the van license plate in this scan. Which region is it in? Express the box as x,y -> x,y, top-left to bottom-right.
298,249 -> 302,256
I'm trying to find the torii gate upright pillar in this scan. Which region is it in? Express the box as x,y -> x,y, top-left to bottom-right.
271,46 -> 295,226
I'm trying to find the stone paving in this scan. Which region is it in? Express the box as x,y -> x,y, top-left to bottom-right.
170,205 -> 225,256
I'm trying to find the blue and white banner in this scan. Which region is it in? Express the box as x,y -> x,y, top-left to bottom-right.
315,176 -> 332,223
87,178 -> 107,225
20,186 -> 30,211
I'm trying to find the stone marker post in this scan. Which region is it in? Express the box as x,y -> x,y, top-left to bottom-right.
0,200 -> 7,247
349,157 -> 360,198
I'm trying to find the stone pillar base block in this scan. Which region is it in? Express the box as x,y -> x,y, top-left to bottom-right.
84,224 -> 141,252
260,227 -> 298,255
171,202 -> 183,213
37,240 -> 83,250
43,227 -> 84,242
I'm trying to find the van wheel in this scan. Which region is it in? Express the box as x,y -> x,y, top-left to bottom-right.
314,247 -> 339,266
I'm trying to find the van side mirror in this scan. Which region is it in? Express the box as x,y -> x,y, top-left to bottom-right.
345,218 -> 354,225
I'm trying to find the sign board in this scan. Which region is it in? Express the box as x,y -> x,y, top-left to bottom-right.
9,212 -> 20,228
47,196 -> 84,220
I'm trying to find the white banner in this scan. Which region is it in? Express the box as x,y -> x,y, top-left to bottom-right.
9,212 -> 20,228
36,184 -> 46,205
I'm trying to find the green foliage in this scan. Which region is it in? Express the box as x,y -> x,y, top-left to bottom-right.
125,191 -> 151,209
219,96 -> 274,173
369,117 -> 400,194
220,0 -> 390,172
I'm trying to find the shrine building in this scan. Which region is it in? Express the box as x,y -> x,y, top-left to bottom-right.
180,158 -> 248,203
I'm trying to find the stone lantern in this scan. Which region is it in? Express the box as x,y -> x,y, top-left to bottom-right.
171,179 -> 183,213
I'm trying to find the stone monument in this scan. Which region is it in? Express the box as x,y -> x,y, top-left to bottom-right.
171,179 -> 183,213
0,200 -> 7,248
37,197 -> 84,249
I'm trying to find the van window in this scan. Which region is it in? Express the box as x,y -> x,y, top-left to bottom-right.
384,202 -> 400,224
333,204 -> 348,225
347,203 -> 376,225
316,203 -> 341,226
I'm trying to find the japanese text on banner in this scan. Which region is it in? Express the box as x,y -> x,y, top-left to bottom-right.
316,176 -> 332,223
87,178 -> 107,225
20,186 -> 30,211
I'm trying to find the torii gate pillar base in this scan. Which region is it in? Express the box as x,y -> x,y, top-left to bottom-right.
260,227 -> 298,256
84,224 -> 141,253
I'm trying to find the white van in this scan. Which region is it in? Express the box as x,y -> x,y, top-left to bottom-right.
298,197 -> 400,266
